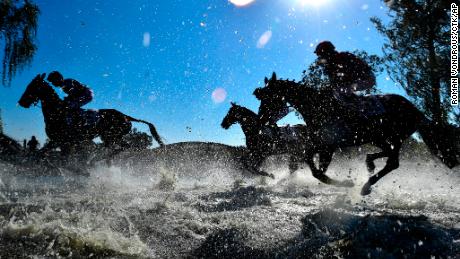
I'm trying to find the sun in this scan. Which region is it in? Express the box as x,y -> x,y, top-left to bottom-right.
229,0 -> 255,7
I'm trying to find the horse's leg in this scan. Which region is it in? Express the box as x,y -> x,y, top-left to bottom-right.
99,135 -> 120,167
288,155 -> 299,174
244,151 -> 274,179
365,151 -> 388,172
306,151 -> 354,187
361,144 -> 401,195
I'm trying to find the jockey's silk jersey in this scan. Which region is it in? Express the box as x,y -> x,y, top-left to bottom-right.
61,79 -> 93,108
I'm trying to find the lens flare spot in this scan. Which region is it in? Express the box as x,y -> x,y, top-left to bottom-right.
257,30 -> 272,48
143,32 -> 151,47
211,88 -> 227,103
229,0 -> 255,7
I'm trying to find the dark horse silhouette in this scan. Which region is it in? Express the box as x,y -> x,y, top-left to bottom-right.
254,73 -> 458,195
18,74 -> 164,155
221,102 -> 317,179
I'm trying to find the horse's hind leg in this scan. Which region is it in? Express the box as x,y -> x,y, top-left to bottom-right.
288,155 -> 300,174
361,144 -> 401,195
365,151 -> 388,172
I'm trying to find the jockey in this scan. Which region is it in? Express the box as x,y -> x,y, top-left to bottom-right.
47,71 -> 93,127
47,71 -> 93,110
314,41 -> 376,117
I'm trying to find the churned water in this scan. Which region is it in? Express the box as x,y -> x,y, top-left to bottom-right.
0,142 -> 459,258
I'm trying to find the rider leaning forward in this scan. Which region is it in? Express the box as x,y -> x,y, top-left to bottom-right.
257,41 -> 376,127
314,41 -> 376,116
46,71 -> 93,126
47,71 -> 93,110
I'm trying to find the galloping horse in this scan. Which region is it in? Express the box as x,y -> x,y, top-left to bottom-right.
254,73 -> 458,195
221,102 -> 313,178
18,74 -> 164,155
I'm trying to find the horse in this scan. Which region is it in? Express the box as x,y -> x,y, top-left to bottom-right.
18,74 -> 164,156
254,73 -> 458,195
221,102 -> 313,178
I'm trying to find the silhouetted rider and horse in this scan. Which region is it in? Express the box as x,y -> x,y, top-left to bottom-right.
18,73 -> 164,156
224,41 -> 458,195
17,41 -> 458,196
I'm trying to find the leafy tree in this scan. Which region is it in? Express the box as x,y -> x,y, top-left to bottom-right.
123,128 -> 153,150
0,0 -> 39,85
301,50 -> 383,94
371,0 -> 456,125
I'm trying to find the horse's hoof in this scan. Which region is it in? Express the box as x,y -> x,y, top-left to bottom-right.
340,180 -> 354,188
360,184 -> 372,196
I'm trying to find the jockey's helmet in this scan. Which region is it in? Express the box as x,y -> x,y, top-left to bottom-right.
47,71 -> 64,86
314,41 -> 336,56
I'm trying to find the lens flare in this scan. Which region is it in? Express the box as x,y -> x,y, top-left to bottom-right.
143,32 -> 150,47
257,30 -> 272,48
211,88 -> 227,103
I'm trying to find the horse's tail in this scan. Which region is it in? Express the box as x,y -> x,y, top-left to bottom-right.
126,116 -> 165,147
418,118 -> 459,168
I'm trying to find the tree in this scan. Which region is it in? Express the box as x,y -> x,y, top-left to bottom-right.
123,128 -> 153,150
0,0 -> 39,85
301,50 -> 383,94
371,0 -> 456,125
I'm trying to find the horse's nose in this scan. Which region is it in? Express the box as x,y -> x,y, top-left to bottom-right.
18,100 -> 29,108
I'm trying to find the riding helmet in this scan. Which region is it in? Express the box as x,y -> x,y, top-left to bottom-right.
47,71 -> 63,83
314,41 -> 336,55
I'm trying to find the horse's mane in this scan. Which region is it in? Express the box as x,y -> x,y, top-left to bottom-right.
232,104 -> 258,118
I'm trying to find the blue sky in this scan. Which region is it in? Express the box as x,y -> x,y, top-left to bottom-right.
0,0 -> 399,146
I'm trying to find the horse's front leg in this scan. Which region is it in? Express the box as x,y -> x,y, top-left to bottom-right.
307,151 -> 354,187
244,151 -> 274,179
288,155 -> 300,174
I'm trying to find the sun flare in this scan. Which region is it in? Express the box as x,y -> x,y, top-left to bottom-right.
229,0 -> 255,7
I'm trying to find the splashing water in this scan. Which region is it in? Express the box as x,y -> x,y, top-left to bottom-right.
0,143 -> 458,257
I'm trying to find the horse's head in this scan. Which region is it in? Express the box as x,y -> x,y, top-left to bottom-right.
18,73 -> 47,108
221,102 -> 242,129
253,72 -> 291,105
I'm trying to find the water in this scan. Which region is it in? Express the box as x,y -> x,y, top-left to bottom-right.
0,142 -> 459,258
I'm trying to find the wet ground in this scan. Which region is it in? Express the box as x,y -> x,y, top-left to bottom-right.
0,142 -> 459,258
